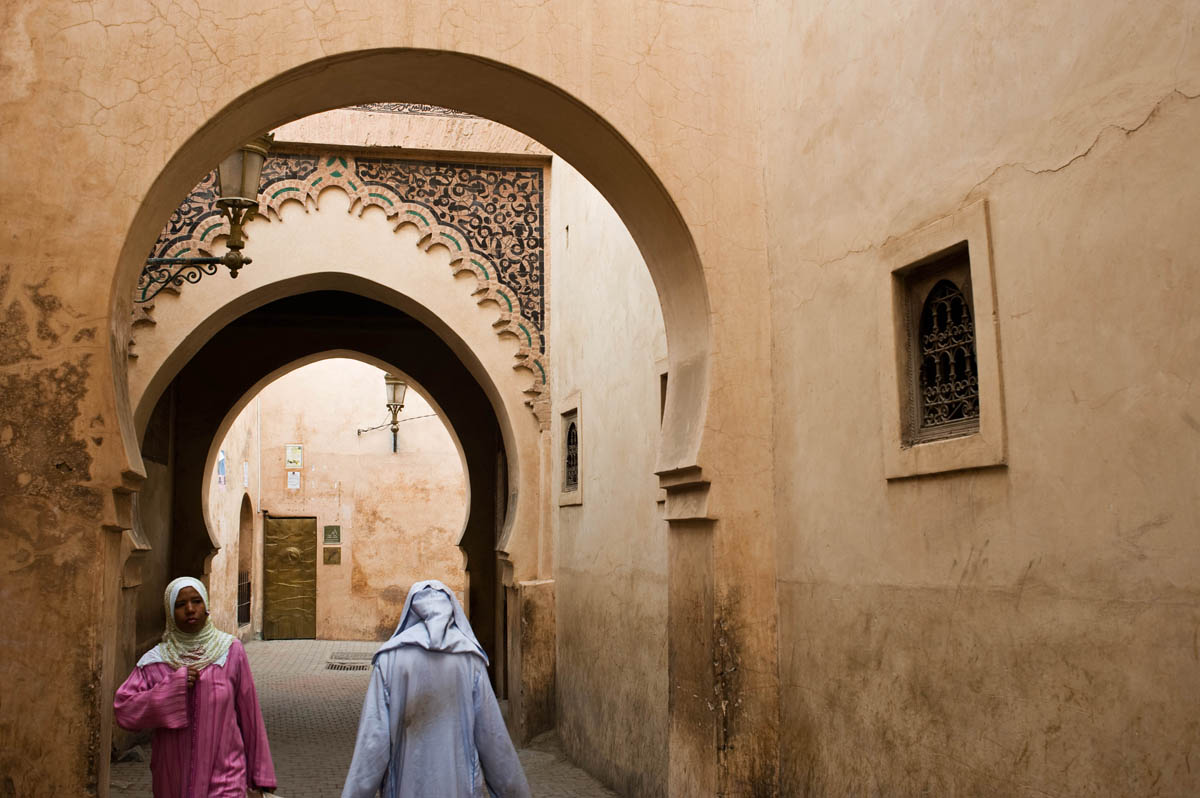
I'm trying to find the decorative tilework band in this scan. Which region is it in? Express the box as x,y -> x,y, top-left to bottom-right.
140,152 -> 549,428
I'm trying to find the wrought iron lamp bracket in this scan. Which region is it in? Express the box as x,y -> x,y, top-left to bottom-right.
137,134 -> 271,304
137,248 -> 253,303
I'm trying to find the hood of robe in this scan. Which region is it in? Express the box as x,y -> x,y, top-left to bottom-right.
374,579 -> 488,664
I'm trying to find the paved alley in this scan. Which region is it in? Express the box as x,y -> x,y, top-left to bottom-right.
110,639 -> 618,797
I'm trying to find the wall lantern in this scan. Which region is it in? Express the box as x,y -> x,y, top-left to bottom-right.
137,133 -> 274,302
384,373 -> 408,453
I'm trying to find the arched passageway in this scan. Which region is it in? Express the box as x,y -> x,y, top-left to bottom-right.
5,8 -> 787,795
95,47 -> 759,798
111,50 -> 712,490
146,290 -> 511,690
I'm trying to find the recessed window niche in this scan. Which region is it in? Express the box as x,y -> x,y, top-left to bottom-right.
878,200 -> 1007,479
559,393 -> 582,506
905,245 -> 979,444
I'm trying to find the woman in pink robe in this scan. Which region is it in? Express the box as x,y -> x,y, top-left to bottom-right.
114,576 -> 276,798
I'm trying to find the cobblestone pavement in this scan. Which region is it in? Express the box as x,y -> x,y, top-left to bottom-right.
111,639 -> 618,797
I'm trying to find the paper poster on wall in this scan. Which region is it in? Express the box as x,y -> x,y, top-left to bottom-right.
217,449 -> 227,486
285,444 -> 303,469
287,470 -> 300,490
243,461 -> 249,488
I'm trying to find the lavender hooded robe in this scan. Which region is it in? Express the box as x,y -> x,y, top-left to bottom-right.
114,638 -> 276,797
341,580 -> 531,798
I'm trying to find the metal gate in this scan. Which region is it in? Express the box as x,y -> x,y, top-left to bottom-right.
262,515 -> 317,639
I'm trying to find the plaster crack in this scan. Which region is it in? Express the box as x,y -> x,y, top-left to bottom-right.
800,88 -> 1199,274
964,88 -> 1200,200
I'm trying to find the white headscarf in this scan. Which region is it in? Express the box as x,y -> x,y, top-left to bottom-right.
155,576 -> 235,670
374,579 -> 488,664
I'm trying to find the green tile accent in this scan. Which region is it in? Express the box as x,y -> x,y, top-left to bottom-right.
339,157 -> 348,169
172,248 -> 191,257
406,210 -> 429,225
470,258 -> 489,279
517,323 -> 533,346
199,223 -> 222,241
347,180 -> 358,191
326,157 -> 337,167
330,170 -> 342,178
440,232 -> 462,251
368,192 -> 394,207
497,291 -> 512,312
311,176 -> 324,187
535,361 -> 546,384
272,186 -> 300,199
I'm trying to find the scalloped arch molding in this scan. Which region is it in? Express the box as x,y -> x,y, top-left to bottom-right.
138,151 -> 550,427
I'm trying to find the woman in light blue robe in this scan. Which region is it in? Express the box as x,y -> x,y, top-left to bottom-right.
341,580 -> 532,798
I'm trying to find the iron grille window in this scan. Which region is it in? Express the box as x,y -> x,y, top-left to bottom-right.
237,571 -> 251,627
563,413 -> 579,492
906,247 -> 980,443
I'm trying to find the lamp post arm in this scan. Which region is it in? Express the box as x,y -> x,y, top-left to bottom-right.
145,256 -> 225,266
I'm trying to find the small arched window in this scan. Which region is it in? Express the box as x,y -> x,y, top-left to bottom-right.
564,418 -> 579,492
905,246 -> 980,443
237,493 -> 254,627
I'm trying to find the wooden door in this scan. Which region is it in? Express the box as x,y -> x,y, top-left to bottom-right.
263,516 -> 317,639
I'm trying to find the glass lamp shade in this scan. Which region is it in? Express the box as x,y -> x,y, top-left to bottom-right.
384,374 -> 408,407
217,133 -> 274,209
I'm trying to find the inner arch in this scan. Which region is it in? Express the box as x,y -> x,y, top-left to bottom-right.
159,291 -> 510,683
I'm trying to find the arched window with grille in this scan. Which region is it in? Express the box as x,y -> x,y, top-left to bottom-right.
564,417 -> 579,492
906,246 -> 980,444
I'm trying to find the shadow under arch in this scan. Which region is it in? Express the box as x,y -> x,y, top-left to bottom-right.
110,48 -> 711,494
132,271 -> 529,562
158,290 -> 512,684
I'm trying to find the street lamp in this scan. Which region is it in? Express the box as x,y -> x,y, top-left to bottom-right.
138,133 -> 274,302
384,373 -> 408,453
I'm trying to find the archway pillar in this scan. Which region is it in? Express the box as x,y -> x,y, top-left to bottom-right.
668,512 -> 781,796
659,177 -> 779,795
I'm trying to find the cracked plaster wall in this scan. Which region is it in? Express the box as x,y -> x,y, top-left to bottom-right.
5,0 -> 1199,793
760,1 -> 1200,794
3,0 -> 759,794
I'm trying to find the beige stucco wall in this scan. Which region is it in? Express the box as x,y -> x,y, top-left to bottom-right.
549,158 -> 669,796
273,106 -> 549,158
133,465 -> 174,652
761,2 -> 1200,794
4,0 -> 1198,795
252,358 -> 467,639
204,397 -> 263,637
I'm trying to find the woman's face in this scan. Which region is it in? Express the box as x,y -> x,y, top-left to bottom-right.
173,586 -> 207,633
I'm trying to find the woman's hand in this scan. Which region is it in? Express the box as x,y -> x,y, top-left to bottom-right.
186,666 -> 201,688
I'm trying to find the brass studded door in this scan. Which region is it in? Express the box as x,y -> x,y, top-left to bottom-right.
263,516 -> 317,639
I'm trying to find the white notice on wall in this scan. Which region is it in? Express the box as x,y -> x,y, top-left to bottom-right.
287,471 -> 300,490
243,461 -> 249,488
285,444 -> 303,469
